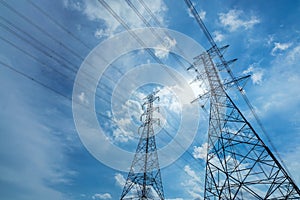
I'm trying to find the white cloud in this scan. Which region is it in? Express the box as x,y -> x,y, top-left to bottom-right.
154,36 -> 177,59
213,31 -> 225,42
266,35 -> 274,46
186,1 -> 206,20
193,142 -> 208,160
158,86 -> 181,114
111,128 -> 132,143
199,10 -> 206,20
182,165 -> 203,199
115,173 -> 126,187
282,146 -> 300,186
250,53 -> 300,185
64,0 -> 167,38
112,98 -> 143,143
184,165 -> 201,182
63,0 -> 83,11
251,71 -> 264,85
252,44 -> 300,115
110,84 -> 183,143
219,9 -> 260,32
0,65 -> 69,199
271,42 -> 292,55
94,28 -> 111,39
243,66 -> 264,85
287,45 -> 300,64
92,193 -> 112,199
78,91 -> 89,104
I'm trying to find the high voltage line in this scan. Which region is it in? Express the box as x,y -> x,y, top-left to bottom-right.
0,0 -> 206,172
14,0 -> 202,141
0,59 -> 204,181
1,0 -> 194,129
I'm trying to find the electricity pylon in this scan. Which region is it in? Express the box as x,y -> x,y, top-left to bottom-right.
189,52 -> 300,199
184,0 -> 300,198
120,91 -> 164,200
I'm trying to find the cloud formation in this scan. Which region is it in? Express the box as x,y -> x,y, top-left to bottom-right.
271,42 -> 292,55
0,66 -> 69,199
64,0 -> 167,37
243,66 -> 264,85
181,165 -> 203,199
193,142 -> 208,160
155,36 -> 177,59
213,31 -> 225,42
219,9 -> 260,32
115,173 -> 126,187
92,193 -> 112,199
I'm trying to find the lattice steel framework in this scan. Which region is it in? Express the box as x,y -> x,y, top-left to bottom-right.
120,91 -> 164,200
189,52 -> 300,199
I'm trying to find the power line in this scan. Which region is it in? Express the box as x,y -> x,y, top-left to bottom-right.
25,0 -> 136,88
22,0 -> 195,142
0,4 -> 134,103
0,34 -> 111,105
23,0 -> 176,105
0,60 -> 110,120
1,3 -> 192,150
137,0 -> 191,60
25,0 -> 94,50
125,0 -> 187,72
0,58 -> 204,172
1,0 -> 206,171
0,0 -> 124,97
97,0 -> 183,85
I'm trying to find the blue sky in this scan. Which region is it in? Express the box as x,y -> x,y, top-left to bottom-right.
1,0 -> 300,199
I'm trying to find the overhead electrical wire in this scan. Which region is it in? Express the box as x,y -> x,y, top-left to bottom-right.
0,60 -> 111,121
25,0 -> 128,79
0,2 -> 209,193
0,0 -> 125,93
0,30 -> 111,105
0,1 -> 183,142
0,3 -> 134,104
137,0 -> 192,61
124,0 -> 187,72
1,0 -> 207,172
24,0 -> 198,133
0,59 -> 204,171
24,0 -> 184,110
96,0 -> 183,85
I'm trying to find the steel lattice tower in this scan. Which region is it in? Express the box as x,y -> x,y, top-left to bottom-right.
120,91 -> 164,200
189,52 -> 300,199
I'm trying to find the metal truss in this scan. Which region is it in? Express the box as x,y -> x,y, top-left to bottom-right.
120,91 -> 164,200
190,52 -> 300,199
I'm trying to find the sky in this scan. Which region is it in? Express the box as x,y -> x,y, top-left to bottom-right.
1,0 -> 300,199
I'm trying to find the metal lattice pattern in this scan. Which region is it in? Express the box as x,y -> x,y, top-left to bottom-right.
120,92 -> 164,200
192,53 -> 300,199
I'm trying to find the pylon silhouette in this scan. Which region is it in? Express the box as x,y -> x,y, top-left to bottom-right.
120,91 -> 164,200
190,52 -> 300,199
